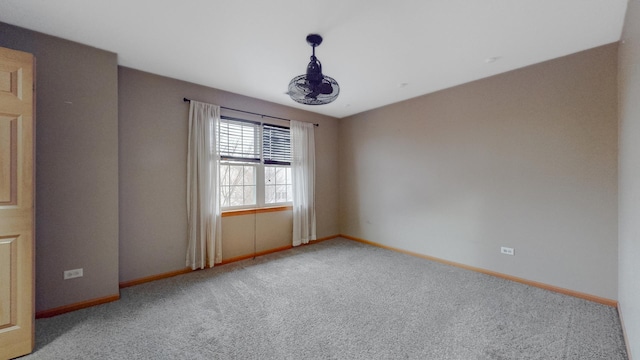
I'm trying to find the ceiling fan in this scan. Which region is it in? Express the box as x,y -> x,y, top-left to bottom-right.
288,34 -> 340,105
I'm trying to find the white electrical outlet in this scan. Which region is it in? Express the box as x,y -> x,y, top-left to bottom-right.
63,268 -> 83,280
500,247 -> 515,256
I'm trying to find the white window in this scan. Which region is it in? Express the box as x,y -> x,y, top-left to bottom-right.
265,165 -> 292,204
220,163 -> 257,208
219,117 -> 291,209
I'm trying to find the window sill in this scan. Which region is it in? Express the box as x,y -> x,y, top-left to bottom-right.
221,205 -> 293,217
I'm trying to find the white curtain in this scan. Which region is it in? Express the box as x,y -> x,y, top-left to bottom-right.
291,120 -> 316,246
186,100 -> 222,269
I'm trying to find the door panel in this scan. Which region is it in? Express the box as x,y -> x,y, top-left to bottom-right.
0,46 -> 34,360
0,236 -> 17,329
0,115 -> 18,205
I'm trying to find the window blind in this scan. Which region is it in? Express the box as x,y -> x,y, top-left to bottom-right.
263,124 -> 291,165
219,118 -> 261,162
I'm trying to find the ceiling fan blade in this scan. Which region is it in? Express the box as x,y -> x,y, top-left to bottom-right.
319,81 -> 334,94
306,91 -> 320,99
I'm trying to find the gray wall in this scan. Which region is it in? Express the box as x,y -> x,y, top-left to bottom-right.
0,23 -> 119,312
339,44 -> 619,300
118,67 -> 340,283
618,0 -> 640,356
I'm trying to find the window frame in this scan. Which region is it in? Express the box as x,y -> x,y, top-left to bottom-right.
264,164 -> 293,206
218,116 -> 292,210
219,162 -> 259,210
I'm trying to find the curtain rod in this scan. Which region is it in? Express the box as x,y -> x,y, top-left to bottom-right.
183,98 -> 319,127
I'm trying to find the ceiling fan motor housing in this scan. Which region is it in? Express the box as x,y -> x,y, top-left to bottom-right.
306,56 -> 323,84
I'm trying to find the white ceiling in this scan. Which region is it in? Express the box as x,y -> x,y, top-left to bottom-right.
0,0 -> 628,118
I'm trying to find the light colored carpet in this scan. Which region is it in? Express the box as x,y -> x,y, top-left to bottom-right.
25,238 -> 627,359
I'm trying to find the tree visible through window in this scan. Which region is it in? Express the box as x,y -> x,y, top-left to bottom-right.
220,164 -> 256,207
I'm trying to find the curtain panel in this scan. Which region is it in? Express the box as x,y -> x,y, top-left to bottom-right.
186,101 -> 222,269
291,120 -> 316,246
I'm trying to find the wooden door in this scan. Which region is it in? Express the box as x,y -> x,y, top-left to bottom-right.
0,46 -> 35,359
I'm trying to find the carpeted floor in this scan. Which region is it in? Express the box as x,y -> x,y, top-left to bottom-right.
24,238 -> 627,359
